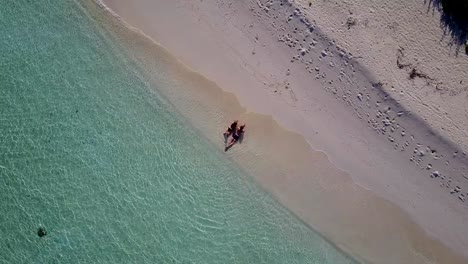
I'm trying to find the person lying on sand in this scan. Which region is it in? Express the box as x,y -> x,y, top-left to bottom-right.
224,120 -> 238,139
225,124 -> 245,151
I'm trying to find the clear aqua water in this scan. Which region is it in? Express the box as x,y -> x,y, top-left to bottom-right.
0,1 -> 356,263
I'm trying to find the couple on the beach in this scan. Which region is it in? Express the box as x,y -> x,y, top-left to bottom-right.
224,120 -> 245,151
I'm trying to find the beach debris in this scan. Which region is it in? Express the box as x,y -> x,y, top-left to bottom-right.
430,170 -> 440,178
37,227 -> 47,237
426,163 -> 432,170
346,16 -> 357,29
409,67 -> 432,80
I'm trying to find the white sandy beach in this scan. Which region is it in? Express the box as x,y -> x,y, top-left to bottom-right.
91,0 -> 468,263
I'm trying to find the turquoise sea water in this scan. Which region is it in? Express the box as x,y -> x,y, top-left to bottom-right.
0,1 -> 355,263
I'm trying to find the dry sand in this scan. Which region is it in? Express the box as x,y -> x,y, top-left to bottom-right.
296,0 -> 468,150
90,0 -> 468,263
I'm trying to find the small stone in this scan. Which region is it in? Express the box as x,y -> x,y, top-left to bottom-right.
37,227 -> 47,237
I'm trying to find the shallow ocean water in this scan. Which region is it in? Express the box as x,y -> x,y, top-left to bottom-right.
0,0 -> 355,263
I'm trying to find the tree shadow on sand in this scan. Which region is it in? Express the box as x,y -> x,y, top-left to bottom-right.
425,0 -> 468,55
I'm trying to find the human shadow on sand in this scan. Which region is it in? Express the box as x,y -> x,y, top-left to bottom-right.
224,132 -> 245,152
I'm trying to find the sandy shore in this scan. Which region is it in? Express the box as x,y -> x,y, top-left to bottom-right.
91,0 -> 468,262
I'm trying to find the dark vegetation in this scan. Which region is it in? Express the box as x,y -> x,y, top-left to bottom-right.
439,0 -> 468,22
426,0 -> 468,54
